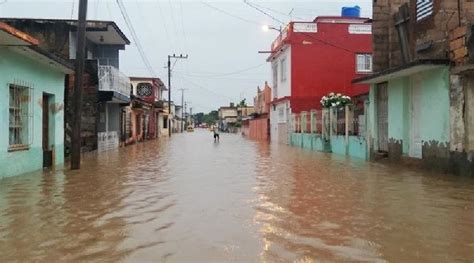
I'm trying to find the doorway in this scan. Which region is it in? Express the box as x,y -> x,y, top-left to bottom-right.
42,93 -> 53,168
410,77 -> 423,158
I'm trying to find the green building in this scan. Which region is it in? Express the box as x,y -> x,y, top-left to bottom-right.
0,23 -> 73,178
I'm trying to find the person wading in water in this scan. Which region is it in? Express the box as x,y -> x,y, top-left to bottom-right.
213,126 -> 220,142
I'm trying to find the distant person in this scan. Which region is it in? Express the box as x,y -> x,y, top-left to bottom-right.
213,126 -> 220,142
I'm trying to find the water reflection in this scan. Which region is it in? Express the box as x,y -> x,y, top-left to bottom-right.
0,130 -> 473,262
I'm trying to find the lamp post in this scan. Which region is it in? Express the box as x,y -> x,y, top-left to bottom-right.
262,24 -> 282,33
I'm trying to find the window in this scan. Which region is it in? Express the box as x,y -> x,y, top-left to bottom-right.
356,54 -> 373,73
280,57 -> 287,82
9,84 -> 32,150
272,63 -> 278,98
278,107 -> 285,123
416,0 -> 434,21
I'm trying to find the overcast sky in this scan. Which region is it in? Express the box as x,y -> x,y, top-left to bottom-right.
0,0 -> 372,113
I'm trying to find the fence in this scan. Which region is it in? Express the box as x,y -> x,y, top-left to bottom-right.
292,104 -> 366,138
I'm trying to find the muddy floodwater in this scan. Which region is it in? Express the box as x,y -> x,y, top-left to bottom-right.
0,130 -> 473,262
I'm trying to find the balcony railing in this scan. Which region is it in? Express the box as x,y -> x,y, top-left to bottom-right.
98,65 -> 131,97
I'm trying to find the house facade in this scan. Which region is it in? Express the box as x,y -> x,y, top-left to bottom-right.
123,77 -> 166,145
0,23 -> 73,178
0,18 -> 132,154
218,103 -> 238,132
354,0 -> 473,175
267,13 -> 372,144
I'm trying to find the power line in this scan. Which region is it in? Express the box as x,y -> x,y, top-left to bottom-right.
177,76 -> 233,101
201,1 -> 261,25
247,1 -> 305,21
175,62 -> 266,78
168,0 -> 182,51
116,0 -> 156,77
243,0 -> 285,25
153,0 -> 173,51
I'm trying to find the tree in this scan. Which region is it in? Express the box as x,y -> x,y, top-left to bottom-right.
194,112 -> 204,124
239,99 -> 247,107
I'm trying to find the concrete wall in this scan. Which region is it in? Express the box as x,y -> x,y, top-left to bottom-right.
290,133 -> 366,159
0,47 -> 65,178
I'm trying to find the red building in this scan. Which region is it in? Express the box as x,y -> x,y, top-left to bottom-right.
267,14 -> 372,143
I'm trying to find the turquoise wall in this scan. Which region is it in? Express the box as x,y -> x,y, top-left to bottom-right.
0,47 -> 65,178
348,136 -> 367,159
290,132 -> 367,160
419,67 -> 450,143
330,135 -> 346,156
379,67 -> 450,156
387,77 -> 410,154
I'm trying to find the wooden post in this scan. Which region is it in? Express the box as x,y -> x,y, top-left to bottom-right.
71,0 -> 88,170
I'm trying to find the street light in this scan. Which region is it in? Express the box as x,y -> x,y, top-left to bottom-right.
262,24 -> 282,33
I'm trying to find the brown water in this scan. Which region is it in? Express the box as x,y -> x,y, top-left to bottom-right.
0,130 -> 473,262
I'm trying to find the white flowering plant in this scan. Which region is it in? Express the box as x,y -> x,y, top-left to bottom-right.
320,92 -> 352,108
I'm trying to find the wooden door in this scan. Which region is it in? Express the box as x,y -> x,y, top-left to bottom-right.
377,83 -> 389,152
42,94 -> 53,168
410,78 -> 423,158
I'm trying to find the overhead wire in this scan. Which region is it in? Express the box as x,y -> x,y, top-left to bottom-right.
176,76 -> 234,101
154,0 -> 173,51
173,62 -> 266,78
116,0 -> 156,77
201,1 -> 261,25
168,0 -> 182,51
243,0 -> 285,25
247,1 -> 306,21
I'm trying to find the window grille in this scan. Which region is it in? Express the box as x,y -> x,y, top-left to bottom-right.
8,81 -> 34,150
416,0 -> 434,21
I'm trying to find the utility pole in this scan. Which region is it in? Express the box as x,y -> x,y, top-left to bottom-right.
167,54 -> 188,137
71,0 -> 88,170
179,88 -> 187,132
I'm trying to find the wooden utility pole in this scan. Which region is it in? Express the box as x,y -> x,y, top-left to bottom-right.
167,54 -> 188,137
71,0 -> 88,170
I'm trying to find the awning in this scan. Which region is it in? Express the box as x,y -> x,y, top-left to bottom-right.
353,59 -> 450,84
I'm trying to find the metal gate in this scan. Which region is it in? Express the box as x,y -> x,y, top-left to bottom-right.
377,83 -> 389,152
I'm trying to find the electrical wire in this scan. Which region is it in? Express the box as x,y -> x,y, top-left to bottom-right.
168,0 -> 183,51
243,0 -> 285,25
177,76 -> 234,101
247,1 -> 305,21
154,0 -> 173,51
201,1 -> 261,25
174,62 -> 266,78
116,0 -> 156,77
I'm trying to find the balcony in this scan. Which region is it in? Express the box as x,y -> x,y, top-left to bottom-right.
98,65 -> 131,97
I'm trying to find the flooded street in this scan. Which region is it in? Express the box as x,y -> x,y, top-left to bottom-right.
0,130 -> 473,262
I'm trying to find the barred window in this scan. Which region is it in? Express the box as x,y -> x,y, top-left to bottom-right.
9,84 -> 32,150
416,0 -> 434,21
356,54 -> 373,73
